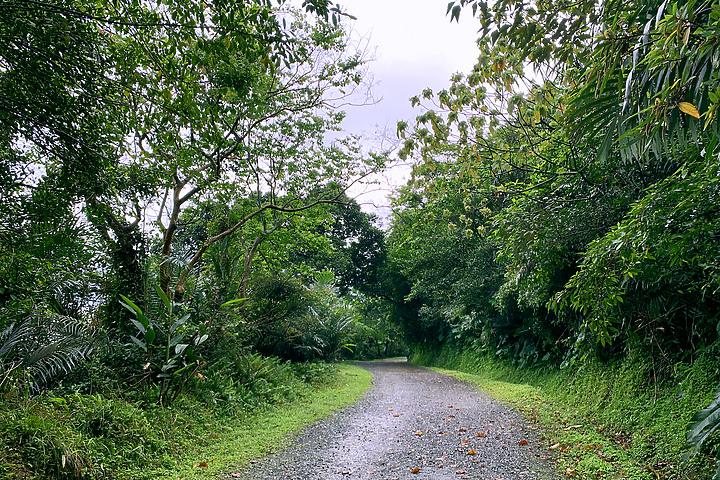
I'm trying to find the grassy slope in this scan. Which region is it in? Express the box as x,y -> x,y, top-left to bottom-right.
139,363 -> 372,480
412,345 -> 719,480
0,363 -> 372,480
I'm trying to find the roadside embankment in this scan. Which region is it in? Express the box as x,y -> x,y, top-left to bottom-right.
411,345 -> 720,480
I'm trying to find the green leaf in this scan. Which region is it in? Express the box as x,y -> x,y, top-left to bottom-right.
130,336 -> 147,352
686,389 -> 720,454
220,298 -> 247,308
119,295 -> 149,328
130,318 -> 146,334
170,313 -> 191,334
169,333 -> 184,348
155,285 -> 172,314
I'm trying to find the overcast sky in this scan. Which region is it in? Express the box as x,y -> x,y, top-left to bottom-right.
332,0 -> 481,216
339,1 -> 480,136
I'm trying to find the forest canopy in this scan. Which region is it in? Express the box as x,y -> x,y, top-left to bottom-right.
1,0 -> 720,478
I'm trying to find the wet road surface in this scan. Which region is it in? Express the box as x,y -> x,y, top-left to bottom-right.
229,359 -> 558,480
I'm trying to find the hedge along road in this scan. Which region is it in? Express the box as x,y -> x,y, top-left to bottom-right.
228,359 -> 559,480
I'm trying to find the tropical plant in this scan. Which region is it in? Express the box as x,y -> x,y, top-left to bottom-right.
0,314 -> 93,393
119,285 -> 213,406
300,269 -> 358,361
685,387 -> 720,479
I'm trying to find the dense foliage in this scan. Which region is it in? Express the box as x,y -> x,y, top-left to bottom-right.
391,0 -> 720,371
386,0 -> 720,476
0,2 -> 404,477
4,0 -> 720,478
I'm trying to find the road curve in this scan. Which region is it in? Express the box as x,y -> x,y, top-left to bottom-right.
229,359 -> 558,480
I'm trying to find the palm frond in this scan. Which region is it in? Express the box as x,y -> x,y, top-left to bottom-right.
0,314 -> 94,392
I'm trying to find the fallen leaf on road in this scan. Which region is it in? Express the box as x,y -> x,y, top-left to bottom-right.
455,469 -> 466,474
411,467 -> 420,474
467,449 -> 477,455
518,440 -> 528,446
477,432 -> 486,438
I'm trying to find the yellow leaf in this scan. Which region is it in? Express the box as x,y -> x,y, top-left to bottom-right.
504,75 -> 513,92
679,102 -> 700,118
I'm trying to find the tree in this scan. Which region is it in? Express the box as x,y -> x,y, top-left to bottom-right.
85,4 -> 378,306
289,193 -> 386,295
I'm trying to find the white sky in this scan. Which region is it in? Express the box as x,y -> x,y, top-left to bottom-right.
333,0 -> 481,217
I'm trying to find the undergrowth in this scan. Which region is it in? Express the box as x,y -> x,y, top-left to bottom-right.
0,359 -> 371,480
411,344 -> 720,480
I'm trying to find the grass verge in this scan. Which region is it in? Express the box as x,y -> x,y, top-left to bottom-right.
0,363 -> 372,480
136,363 -> 371,480
413,346 -> 719,480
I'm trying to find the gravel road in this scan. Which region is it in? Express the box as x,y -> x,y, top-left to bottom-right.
228,359 -> 558,480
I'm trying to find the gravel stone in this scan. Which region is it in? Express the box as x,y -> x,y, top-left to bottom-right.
226,359 -> 559,479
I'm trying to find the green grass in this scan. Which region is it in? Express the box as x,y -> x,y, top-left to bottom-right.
135,363 -> 371,480
413,345 -> 720,480
0,363 -> 372,480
